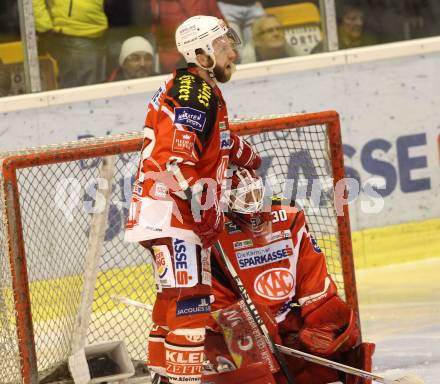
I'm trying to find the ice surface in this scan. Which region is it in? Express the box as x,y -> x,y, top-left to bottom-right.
357,258 -> 440,383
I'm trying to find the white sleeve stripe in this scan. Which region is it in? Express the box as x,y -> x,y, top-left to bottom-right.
161,105 -> 185,131
297,276 -> 331,306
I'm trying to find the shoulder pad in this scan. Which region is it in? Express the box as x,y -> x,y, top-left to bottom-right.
168,69 -> 217,112
166,70 -> 218,142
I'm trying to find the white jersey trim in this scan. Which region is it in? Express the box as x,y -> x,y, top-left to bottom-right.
297,276 -> 332,306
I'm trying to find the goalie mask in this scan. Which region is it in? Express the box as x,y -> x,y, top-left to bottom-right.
175,15 -> 241,72
226,167 -> 272,240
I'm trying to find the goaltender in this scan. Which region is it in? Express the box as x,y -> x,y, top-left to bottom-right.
206,167 -> 375,384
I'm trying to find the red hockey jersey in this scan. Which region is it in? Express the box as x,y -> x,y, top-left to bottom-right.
211,201 -> 338,322
125,66 -> 231,244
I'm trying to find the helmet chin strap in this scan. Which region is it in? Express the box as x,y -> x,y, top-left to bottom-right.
195,53 -> 229,83
196,54 -> 217,78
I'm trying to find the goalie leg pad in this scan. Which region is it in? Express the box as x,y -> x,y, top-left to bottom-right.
299,295 -> 360,355
165,328 -> 206,384
342,342 -> 376,384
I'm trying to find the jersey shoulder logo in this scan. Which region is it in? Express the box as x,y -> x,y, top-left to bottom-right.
174,107 -> 206,132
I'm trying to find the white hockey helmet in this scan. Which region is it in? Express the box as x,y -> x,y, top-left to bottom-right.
175,15 -> 241,68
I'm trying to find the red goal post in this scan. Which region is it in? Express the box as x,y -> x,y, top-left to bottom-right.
0,111 -> 358,383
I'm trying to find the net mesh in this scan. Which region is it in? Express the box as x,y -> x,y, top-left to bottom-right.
244,123 -> 343,291
0,114 -> 349,383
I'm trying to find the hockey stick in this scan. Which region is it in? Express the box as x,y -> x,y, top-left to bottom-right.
166,161 -> 295,384
111,294 -> 153,312
276,344 -> 425,384
214,241 -> 296,384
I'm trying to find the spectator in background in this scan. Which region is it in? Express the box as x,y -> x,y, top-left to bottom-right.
150,0 -> 224,73
0,59 -> 12,97
108,36 -> 157,81
241,14 -> 295,63
104,0 -> 153,77
217,0 -> 265,52
337,2 -> 379,49
32,0 -> 108,88
0,0 -> 20,43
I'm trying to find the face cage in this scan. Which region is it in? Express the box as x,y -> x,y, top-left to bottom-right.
229,173 -> 264,214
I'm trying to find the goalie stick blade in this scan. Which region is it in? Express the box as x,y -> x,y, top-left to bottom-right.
275,344 -> 426,384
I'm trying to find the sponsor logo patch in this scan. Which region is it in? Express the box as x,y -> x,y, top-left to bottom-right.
233,239 -> 253,250
174,107 -> 206,131
235,239 -> 294,269
155,250 -> 168,278
172,130 -> 196,157
270,230 -> 292,242
176,296 -> 210,316
132,180 -> 143,196
152,245 -> 175,288
225,222 -> 242,234
185,334 -> 205,343
154,182 -> 168,198
197,81 -> 212,108
173,238 -> 198,287
276,298 -> 298,319
177,74 -> 195,101
254,268 -> 295,300
151,83 -> 165,110
220,130 -> 231,149
165,348 -> 204,375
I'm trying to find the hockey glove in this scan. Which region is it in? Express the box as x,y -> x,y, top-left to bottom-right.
230,133 -> 262,170
298,295 -> 360,356
193,190 -> 224,248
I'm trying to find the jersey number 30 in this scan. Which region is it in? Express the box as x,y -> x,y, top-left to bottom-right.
272,209 -> 287,223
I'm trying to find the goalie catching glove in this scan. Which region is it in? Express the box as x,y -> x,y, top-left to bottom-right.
299,295 -> 360,356
230,133 -> 262,170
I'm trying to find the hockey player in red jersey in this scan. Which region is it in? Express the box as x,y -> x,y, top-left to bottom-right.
124,16 -> 261,384
207,167 -> 375,384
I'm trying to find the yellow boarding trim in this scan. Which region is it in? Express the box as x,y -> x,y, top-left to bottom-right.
0,41 -> 24,64
24,264 -> 156,323
265,2 -> 321,27
352,217 -> 440,269
3,218 -> 439,324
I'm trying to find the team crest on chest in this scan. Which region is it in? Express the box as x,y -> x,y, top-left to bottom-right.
254,268 -> 295,300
